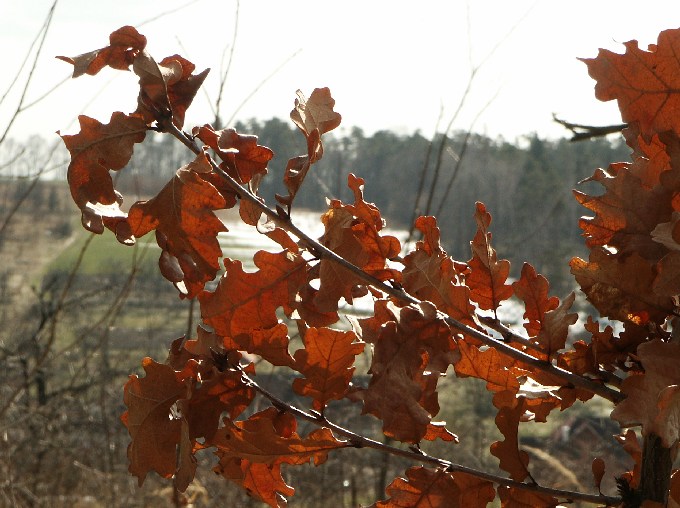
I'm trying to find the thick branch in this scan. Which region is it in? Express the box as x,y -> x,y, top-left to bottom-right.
162,119 -> 624,404
242,368 -> 620,506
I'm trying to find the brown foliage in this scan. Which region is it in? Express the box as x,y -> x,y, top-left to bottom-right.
59,24 -> 680,508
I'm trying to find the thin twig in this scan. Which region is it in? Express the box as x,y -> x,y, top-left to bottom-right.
553,115 -> 627,142
162,119 -> 624,404
242,368 -> 621,506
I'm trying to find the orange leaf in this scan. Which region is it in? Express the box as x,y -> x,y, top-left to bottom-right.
199,250 -> 308,364
314,174 -> 401,312
512,263 -> 559,338
276,88 -> 341,207
403,216 -> 476,327
128,150 -> 228,298
571,248 -> 674,326
57,25 -> 146,77
467,202 -> 513,312
122,357 -> 255,488
582,28 -> 680,141
356,302 -> 458,443
292,327 -> 365,410
611,339 -> 680,447
194,124 -> 273,185
490,394 -> 531,482
60,112 -> 147,242
497,486 -> 558,508
372,467 -> 461,508
454,339 -> 522,394
592,457 -> 605,492
211,407 -> 346,506
215,456 -> 293,507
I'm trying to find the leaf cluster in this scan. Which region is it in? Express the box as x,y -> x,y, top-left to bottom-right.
57,25 -> 680,507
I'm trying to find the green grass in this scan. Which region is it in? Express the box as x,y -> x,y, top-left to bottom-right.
46,230 -> 159,276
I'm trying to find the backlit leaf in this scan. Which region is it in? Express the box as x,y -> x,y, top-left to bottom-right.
467,202 -> 513,312
292,327 -> 365,410
60,112 -> 147,242
127,150 -> 228,298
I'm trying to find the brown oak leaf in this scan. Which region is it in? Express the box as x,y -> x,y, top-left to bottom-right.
314,174 -> 401,313
467,202 -> 513,312
121,357 -> 254,489
611,339 -> 680,447
211,408 -> 346,506
356,301 -> 458,443
512,263 -> 559,339
60,112 -> 147,242
490,393 -> 531,482
127,150 -> 228,298
571,247 -> 674,326
403,216 -> 476,328
497,486 -> 558,508
292,327 -> 365,410
199,250 -> 308,364
57,25 -> 146,77
582,28 -> 680,141
276,87 -> 341,208
194,124 -> 273,185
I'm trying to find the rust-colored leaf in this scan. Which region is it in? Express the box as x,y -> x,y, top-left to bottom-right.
372,467 -> 461,508
467,202 -> 513,312
356,301 -> 458,443
60,112 -> 147,242
211,407 -> 346,506
194,124 -> 273,185
121,357 -> 254,489
128,150 -> 228,298
454,339 -> 523,394
497,486 -> 558,508
490,394 -> 531,482
276,88 -> 341,208
314,174 -> 401,313
199,250 -> 308,365
403,216 -> 476,328
611,339 -> 680,447
571,248 -> 674,326
512,263 -> 559,338
592,457 -> 606,493
582,28 -> 680,141
57,25 -> 146,77
292,327 -> 365,410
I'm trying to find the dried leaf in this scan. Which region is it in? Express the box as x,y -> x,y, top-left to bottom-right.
467,202 -> 513,312
128,150 -> 228,297
276,88 -> 341,207
211,408 -> 346,506
60,112 -> 147,241
356,302 -> 458,443
582,28 -> 680,141
314,174 -> 401,313
292,327 -> 365,410
611,339 -> 680,447
497,486 -> 558,508
57,25 -> 146,77
490,394 -> 531,482
592,457 -> 605,492
512,263 -> 559,338
403,216 -> 476,327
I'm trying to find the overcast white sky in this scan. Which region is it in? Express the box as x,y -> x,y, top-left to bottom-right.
1,0 -> 678,143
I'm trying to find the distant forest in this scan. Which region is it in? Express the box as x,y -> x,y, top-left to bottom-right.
3,118 -> 631,293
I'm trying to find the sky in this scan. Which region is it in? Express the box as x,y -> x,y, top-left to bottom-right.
1,0 -> 679,144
